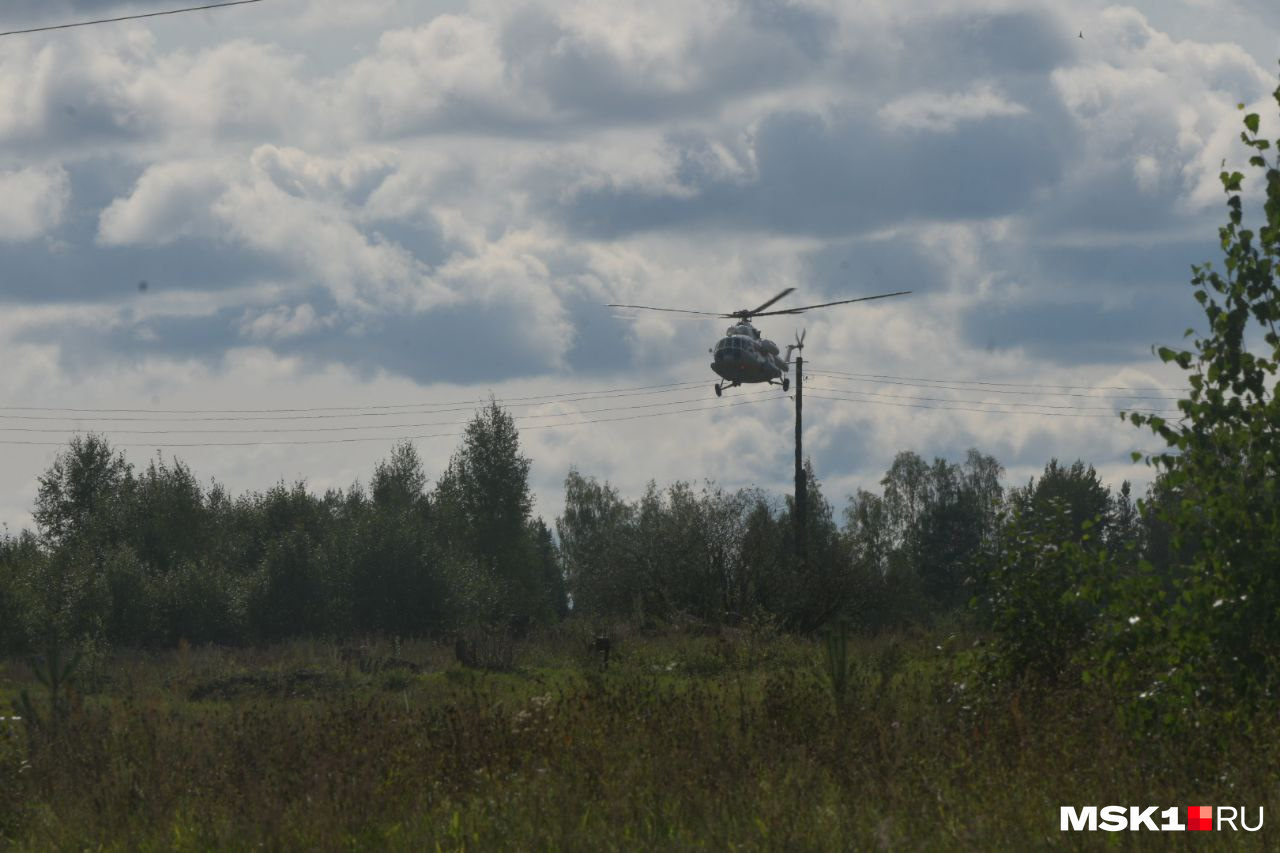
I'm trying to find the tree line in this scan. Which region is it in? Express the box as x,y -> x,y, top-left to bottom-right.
0,401 -> 565,653
0,392 -> 1167,656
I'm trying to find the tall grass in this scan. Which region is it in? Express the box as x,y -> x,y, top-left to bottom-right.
1,629 -> 1277,849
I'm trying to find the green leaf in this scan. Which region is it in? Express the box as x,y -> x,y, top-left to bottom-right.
1245,113 -> 1261,133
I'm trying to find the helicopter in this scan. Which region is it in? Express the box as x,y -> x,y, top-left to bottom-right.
609,287 -> 911,396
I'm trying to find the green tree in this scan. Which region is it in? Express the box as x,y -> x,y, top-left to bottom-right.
434,399 -> 541,627
873,449 -> 1004,615
126,455 -> 207,576
976,500 -> 1106,685
529,518 -> 568,620
1007,459 -> 1112,540
351,442 -> 446,635
1121,90 -> 1280,709
779,460 -> 849,632
558,469 -> 634,618
34,434 -> 132,549
843,488 -> 921,631
0,531 -> 40,653
371,441 -> 429,512
973,458 -> 1118,685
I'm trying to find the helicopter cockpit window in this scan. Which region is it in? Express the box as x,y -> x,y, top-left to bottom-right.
714,337 -> 741,357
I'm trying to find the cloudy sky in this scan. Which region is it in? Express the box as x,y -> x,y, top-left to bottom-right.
1,0 -> 1278,531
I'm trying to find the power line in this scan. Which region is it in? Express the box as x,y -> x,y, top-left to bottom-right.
0,368 -> 1184,423
806,370 -> 1183,402
0,381 -> 717,423
808,368 -> 1184,396
0,388 -> 776,435
0,393 -> 783,448
805,391 -> 1182,420
0,0 -> 267,37
0,378 -> 706,415
803,377 -> 1181,415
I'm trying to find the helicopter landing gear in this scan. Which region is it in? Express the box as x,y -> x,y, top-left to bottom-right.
715,381 -> 739,397
782,377 -> 790,392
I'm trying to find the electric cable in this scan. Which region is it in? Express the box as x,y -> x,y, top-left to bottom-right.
803,378 -> 1183,415
806,370 -> 1184,402
808,368 -> 1183,395
0,381 -> 720,423
0,0 -> 267,37
0,388 -> 776,435
0,393 -> 784,448
805,391 -> 1184,420
0,378 -> 707,415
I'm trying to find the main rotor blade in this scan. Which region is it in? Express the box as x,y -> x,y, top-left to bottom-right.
744,287 -> 795,317
606,303 -> 724,316
754,290 -> 912,316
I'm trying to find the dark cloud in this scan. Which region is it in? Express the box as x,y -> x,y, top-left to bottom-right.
0,158 -> 288,304
1034,241 -> 1213,293
740,0 -> 833,61
961,282 -> 1204,363
3,234 -> 291,304
799,233 -> 951,299
21,292 -> 579,385
17,306 -> 243,376
810,419 -> 877,470
304,301 -> 564,384
498,2 -> 832,124
1031,166 -> 1200,238
557,97 -> 1071,238
561,292 -> 648,377
908,8 -> 1072,77
958,231 -> 1218,361
3,1 -> 141,22
840,7 -> 1073,87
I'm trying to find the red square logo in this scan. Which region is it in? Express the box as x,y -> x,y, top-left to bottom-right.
1188,806 -> 1214,831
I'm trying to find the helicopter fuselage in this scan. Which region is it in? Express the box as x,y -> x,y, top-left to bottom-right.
709,323 -> 789,385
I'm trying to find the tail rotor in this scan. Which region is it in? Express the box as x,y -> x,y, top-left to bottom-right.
785,328 -> 807,363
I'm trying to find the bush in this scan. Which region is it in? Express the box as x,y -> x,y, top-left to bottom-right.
973,501 -> 1105,686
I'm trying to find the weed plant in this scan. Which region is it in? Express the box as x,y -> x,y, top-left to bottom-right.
0,629 -> 1276,850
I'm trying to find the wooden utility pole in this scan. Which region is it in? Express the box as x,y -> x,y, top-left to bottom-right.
794,354 -> 806,568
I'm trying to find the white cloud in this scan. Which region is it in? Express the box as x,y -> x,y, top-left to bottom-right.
0,30 -> 315,151
1133,153 -> 1161,193
340,14 -> 527,134
879,83 -> 1030,132
0,166 -> 69,241
97,160 -> 228,245
238,303 -> 332,341
1050,6 -> 1274,216
212,156 -> 451,311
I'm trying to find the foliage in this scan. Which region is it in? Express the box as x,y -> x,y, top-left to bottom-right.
33,434 -> 131,550
820,620 -> 853,715
435,400 -> 553,628
13,640 -> 81,737
1122,88 -> 1280,711
973,500 -> 1106,686
1,631 -> 1277,849
0,410 -> 560,652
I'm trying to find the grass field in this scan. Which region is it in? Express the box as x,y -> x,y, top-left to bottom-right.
1,625 -> 1276,850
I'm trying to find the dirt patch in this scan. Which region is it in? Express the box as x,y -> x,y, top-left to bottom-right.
188,669 -> 337,701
